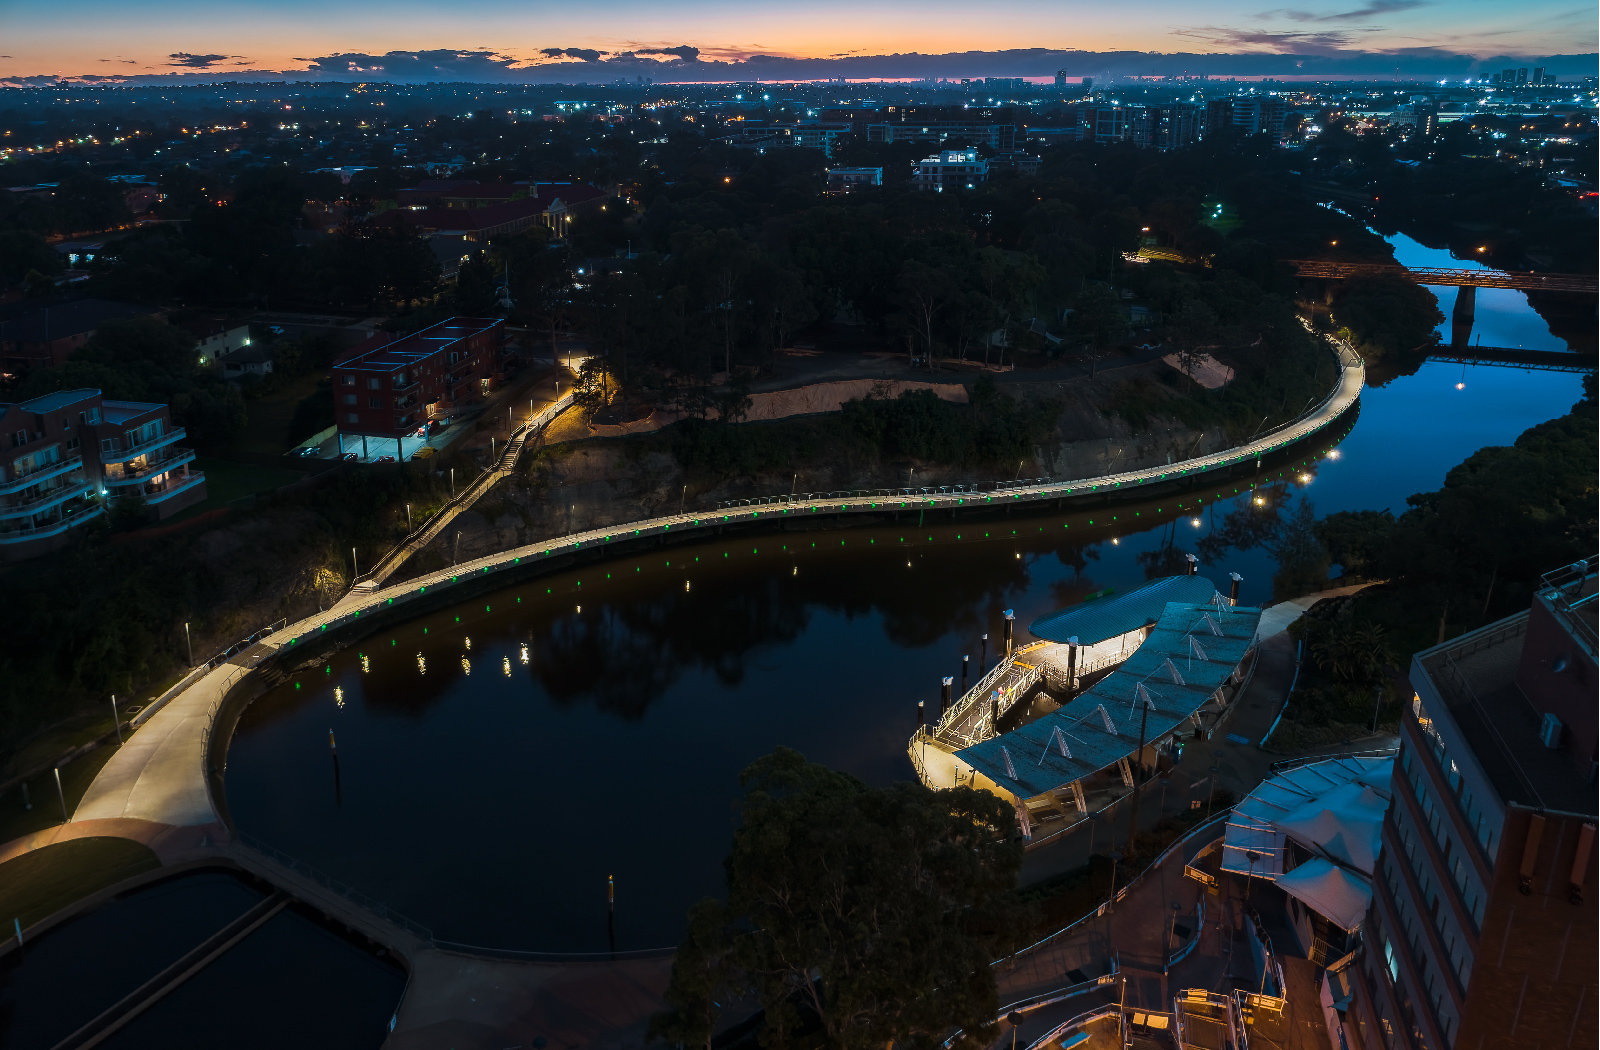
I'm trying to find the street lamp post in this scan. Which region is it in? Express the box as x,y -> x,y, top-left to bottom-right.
1108,849 -> 1124,914
351,547 -> 358,580
1206,764 -> 1221,820
184,622 -> 193,667
1370,683 -> 1385,733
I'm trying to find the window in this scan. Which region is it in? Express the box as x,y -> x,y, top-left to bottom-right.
62,417 -> 72,431
343,374 -> 356,386
343,394 -> 357,406
11,431 -> 27,448
367,378 -> 381,390
368,397 -> 381,409
346,413 -> 360,424
1384,939 -> 1399,982
80,408 -> 101,425
100,437 -> 119,453
67,437 -> 80,451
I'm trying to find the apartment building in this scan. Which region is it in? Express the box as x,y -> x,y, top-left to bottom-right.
0,388 -> 205,559
911,151 -> 989,192
1347,558 -> 1597,1050
826,167 -> 883,194
331,317 -> 502,460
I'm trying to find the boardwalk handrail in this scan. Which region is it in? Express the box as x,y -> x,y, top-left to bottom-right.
273,330 -> 1360,660
997,808 -> 1232,963
352,392 -> 574,588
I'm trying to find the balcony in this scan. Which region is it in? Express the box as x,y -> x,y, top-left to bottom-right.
0,477 -> 95,521
99,427 -> 186,465
0,502 -> 104,544
144,470 -> 205,504
102,448 -> 197,488
0,454 -> 80,495
392,377 -> 419,392
394,394 -> 419,411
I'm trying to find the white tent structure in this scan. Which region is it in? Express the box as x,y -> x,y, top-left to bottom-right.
1221,753 -> 1393,941
1276,858 -> 1373,932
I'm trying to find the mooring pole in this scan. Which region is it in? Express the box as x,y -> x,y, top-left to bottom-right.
961,654 -> 970,693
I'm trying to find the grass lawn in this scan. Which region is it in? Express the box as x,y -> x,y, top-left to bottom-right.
157,456 -> 307,526
233,371 -> 326,461
0,742 -> 125,845
0,837 -> 161,930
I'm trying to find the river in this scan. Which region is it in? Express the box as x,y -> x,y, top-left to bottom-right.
225,246 -> 1586,952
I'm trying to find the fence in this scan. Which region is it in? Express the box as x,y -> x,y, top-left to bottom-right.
1000,808 -> 1232,963
1166,893 -> 1206,971
351,392 -> 573,588
233,831 -> 435,943
1024,1004 -> 1125,1050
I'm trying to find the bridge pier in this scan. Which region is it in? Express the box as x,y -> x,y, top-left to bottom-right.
1450,285 -> 1477,348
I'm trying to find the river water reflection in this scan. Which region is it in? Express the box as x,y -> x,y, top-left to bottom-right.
226,361 -> 1584,951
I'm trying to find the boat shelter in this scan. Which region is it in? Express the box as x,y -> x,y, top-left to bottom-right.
955,594 -> 1264,817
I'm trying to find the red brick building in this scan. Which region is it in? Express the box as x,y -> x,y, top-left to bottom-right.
332,318 -> 503,459
0,387 -> 206,560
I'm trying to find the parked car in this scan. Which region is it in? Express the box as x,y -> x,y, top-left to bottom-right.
410,446 -> 437,460
341,452 -> 359,462
375,455 -> 395,463
297,446 -> 321,458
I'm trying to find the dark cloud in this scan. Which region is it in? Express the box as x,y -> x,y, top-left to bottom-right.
1260,0 -> 1426,22
634,45 -> 700,62
168,53 -> 235,68
539,47 -> 606,62
302,49 -> 519,76
1170,26 -> 1368,53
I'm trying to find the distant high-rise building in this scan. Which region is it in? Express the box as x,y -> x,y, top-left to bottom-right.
1533,66 -> 1547,84
1055,69 -> 1069,89
1081,77 -> 1094,92
1516,67 -> 1529,84
1344,558 -> 1599,1050
1502,67 -> 1518,84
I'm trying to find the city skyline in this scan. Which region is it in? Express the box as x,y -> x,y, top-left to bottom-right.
1,0 -> 1595,83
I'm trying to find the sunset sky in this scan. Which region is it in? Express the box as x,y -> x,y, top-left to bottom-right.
0,0 -> 1593,80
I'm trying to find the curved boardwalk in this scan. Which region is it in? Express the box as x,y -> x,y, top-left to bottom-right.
41,333 -> 1362,1048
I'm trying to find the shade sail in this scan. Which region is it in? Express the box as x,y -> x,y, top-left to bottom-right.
1221,755 -> 1393,879
960,597 -> 1262,800
1277,858 -> 1372,932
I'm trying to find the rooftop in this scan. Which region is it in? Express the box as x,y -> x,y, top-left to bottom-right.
1030,575 -> 1222,646
959,596 -> 1263,799
1416,604 -> 1595,816
102,399 -> 165,424
0,299 -> 157,342
8,387 -> 100,415
335,318 -> 501,372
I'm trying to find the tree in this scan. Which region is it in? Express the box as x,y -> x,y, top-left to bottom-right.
897,260 -> 957,369
650,748 -> 1024,1049
454,255 -> 500,316
1069,284 -> 1127,375
1330,275 -> 1443,359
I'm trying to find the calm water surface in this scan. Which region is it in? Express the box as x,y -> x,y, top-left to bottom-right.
227,349 -> 1583,951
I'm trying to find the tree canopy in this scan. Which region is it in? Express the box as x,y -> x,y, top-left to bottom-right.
650,747 -> 1024,1049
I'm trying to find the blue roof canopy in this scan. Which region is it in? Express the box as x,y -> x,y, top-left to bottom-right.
1029,575 -> 1221,645
959,598 -> 1263,800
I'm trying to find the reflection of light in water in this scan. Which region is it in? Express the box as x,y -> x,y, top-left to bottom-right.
791,566 -> 797,576
416,653 -> 426,674
464,637 -> 472,650
1456,382 -> 1466,390
502,656 -> 511,677
1298,474 -> 1311,484
1191,518 -> 1202,527
519,643 -> 530,665
576,605 -> 582,613
684,581 -> 690,591
461,657 -> 471,674
360,654 -> 370,673
1111,537 -> 1119,545
1327,449 -> 1341,460
333,686 -> 344,709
